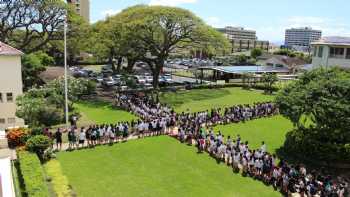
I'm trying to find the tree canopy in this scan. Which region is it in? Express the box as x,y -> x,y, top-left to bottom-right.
91,5 -> 230,88
22,51 -> 54,90
275,67 -> 350,163
16,77 -> 95,127
0,0 -> 66,53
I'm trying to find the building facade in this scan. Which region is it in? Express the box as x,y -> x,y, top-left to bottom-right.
217,26 -> 269,52
311,37 -> 350,68
0,42 -> 25,130
67,0 -> 90,23
285,27 -> 322,50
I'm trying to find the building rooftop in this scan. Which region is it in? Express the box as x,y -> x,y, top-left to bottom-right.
199,65 -> 290,74
0,42 -> 23,56
311,36 -> 350,46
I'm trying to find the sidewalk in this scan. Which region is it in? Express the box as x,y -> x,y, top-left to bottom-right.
53,127 -> 179,152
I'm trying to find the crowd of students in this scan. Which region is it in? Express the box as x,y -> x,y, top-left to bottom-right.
50,93 -> 348,197
178,129 -> 348,197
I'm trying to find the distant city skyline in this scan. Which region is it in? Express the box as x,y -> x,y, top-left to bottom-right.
90,0 -> 350,44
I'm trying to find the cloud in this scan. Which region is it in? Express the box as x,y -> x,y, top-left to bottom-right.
101,9 -> 121,18
149,0 -> 197,6
205,16 -> 239,28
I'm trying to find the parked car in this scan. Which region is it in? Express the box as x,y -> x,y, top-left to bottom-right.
134,75 -> 146,84
102,77 -> 117,87
145,75 -> 153,83
95,75 -> 104,83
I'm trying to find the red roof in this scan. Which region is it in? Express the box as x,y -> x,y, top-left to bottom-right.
0,42 -> 23,56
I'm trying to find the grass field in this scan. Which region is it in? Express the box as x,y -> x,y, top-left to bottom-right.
160,87 -> 274,112
57,136 -> 281,197
75,100 -> 138,125
214,116 -> 293,153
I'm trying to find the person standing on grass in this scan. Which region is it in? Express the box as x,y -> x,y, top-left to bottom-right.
79,127 -> 86,148
68,127 -> 76,150
55,128 -> 62,150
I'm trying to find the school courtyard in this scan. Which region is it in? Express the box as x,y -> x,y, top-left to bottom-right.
49,87 -> 291,197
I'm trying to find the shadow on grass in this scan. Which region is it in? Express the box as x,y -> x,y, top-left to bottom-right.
276,147 -> 350,178
160,88 -> 230,107
77,100 -> 125,111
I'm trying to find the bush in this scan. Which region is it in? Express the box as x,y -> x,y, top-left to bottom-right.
26,135 -> 52,161
276,67 -> 350,163
17,151 -> 50,197
6,128 -> 30,148
283,128 -> 350,163
30,127 -> 44,136
44,160 -> 73,197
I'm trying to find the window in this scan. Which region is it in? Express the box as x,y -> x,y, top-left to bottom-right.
7,118 -> 15,124
313,46 -> 317,57
0,119 -> 5,124
6,93 -> 13,102
318,46 -> 323,58
329,47 -> 345,58
346,48 -> 350,59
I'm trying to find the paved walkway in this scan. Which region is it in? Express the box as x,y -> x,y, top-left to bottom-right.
53,128 -> 179,152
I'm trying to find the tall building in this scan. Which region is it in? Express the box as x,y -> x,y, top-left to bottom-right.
285,27 -> 322,50
0,42 -> 25,130
311,36 -> 350,68
217,26 -> 257,41
217,26 -> 269,52
67,0 -> 90,23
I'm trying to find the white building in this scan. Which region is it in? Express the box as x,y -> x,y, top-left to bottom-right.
285,27 -> 322,50
0,42 -> 25,130
311,37 -> 350,68
216,26 -> 269,52
67,0 -> 90,23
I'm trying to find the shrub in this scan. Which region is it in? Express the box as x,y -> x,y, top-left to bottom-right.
6,128 -> 30,148
30,127 -> 44,136
26,135 -> 52,161
44,160 -> 73,197
276,67 -> 350,163
17,151 -> 50,197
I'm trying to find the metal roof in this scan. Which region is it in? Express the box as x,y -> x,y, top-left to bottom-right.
0,42 -> 23,56
200,66 -> 290,74
311,36 -> 350,46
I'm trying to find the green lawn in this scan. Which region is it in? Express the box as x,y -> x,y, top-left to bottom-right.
160,87 -> 274,113
57,136 -> 281,197
75,100 -> 138,125
214,116 -> 293,153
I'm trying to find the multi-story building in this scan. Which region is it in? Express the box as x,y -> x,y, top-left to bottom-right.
285,27 -> 322,50
0,42 -> 25,130
67,0 -> 90,23
311,36 -> 350,68
217,26 -> 269,52
217,26 -> 257,41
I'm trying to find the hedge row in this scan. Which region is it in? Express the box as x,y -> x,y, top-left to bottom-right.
18,151 -> 49,197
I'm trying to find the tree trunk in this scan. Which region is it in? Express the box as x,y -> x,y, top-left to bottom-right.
109,56 -> 115,74
126,58 -> 136,73
152,68 -> 160,89
116,57 -> 123,73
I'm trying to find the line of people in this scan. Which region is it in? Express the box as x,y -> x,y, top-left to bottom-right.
49,93 -> 347,197
179,130 -> 348,197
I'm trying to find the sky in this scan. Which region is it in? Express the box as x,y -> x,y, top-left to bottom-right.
90,0 -> 350,44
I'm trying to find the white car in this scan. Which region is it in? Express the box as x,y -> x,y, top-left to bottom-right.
145,76 -> 153,83
134,76 -> 146,84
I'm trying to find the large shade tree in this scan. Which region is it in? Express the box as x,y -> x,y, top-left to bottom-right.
0,0 -> 66,53
275,67 -> 350,163
116,5 -> 230,88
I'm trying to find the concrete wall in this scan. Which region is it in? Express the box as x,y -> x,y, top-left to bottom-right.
312,45 -> 350,68
0,56 -> 24,129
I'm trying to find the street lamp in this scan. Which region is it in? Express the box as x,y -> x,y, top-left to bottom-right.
63,8 -> 69,130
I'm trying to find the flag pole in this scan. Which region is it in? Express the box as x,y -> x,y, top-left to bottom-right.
64,10 -> 69,130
